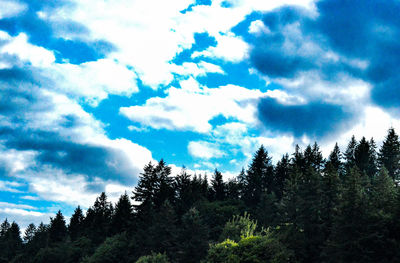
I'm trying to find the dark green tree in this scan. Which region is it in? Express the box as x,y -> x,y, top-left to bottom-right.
211,169 -> 226,201
354,137 -> 377,178
176,208 -> 209,263
49,210 -> 68,243
243,145 -> 274,207
378,127 -> 400,181
325,143 -> 343,176
344,135 -> 357,171
24,223 -> 37,243
111,192 -> 133,234
69,206 -> 84,241
274,154 -> 290,200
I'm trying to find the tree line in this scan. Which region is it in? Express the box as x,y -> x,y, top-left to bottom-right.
2,128 -> 400,262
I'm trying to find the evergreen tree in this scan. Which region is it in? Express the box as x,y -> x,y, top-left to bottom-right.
243,145 -> 274,207
24,223 -> 36,243
274,154 -> 290,200
324,167 -> 371,262
111,192 -> 133,234
69,206 -> 84,241
344,135 -> 357,171
211,169 -> 225,201
354,137 -> 377,178
133,160 -> 174,216
84,192 -> 113,244
325,143 -> 343,176
177,208 -> 209,263
304,142 -> 324,172
49,210 -> 67,243
378,127 -> 400,181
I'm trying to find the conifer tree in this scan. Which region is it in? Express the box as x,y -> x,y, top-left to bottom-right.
274,154 -> 290,200
325,167 -> 370,262
211,169 -> 225,201
325,143 -> 343,176
243,145 -> 274,207
378,127 -> 400,181
344,135 -> 357,171
177,208 -> 209,263
24,223 -> 36,243
49,210 -> 67,243
111,192 -> 133,234
69,206 -> 84,241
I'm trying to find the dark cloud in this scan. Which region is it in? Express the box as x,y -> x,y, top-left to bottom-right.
250,0 -> 400,136
0,61 -> 138,185
258,98 -> 353,138
0,0 -> 114,64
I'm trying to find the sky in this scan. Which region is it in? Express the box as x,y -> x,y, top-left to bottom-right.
1,0 -> 400,228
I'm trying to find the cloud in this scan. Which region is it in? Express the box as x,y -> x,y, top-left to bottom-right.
258,97 -> 354,137
188,141 -> 226,159
250,0 -> 400,117
0,1 -> 27,19
120,77 -> 266,133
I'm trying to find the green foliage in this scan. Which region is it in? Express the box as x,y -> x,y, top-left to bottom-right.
219,212 -> 257,242
205,233 -> 293,263
82,233 -> 129,263
135,252 -> 170,263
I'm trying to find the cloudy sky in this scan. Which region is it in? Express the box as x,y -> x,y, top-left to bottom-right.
1,0 -> 400,227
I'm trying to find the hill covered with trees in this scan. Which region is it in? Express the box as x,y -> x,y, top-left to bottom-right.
2,128 -> 400,262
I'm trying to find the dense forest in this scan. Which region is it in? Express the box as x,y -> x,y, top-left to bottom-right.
2,128 -> 400,262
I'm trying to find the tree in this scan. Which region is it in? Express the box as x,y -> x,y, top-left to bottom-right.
69,206 -> 84,241
136,253 -> 170,263
378,127 -> 400,181
111,192 -> 133,234
211,169 -> 226,201
84,192 -> 113,244
133,160 -> 174,216
243,145 -> 274,207
274,154 -> 290,200
176,208 -> 209,263
325,143 -> 343,176
344,135 -> 357,171
354,137 -> 377,178
24,223 -> 37,243
49,211 -> 67,243
219,212 -> 257,242
324,167 -> 371,262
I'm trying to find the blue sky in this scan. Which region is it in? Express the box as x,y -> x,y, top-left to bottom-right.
1,0 -> 400,228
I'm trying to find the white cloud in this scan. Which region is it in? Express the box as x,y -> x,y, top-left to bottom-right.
0,1 -> 27,19
120,78 -> 266,133
188,141 -> 225,159
0,181 -> 24,193
192,33 -> 249,62
249,20 -> 271,35
51,59 -> 138,105
171,61 -> 225,77
0,32 -> 55,67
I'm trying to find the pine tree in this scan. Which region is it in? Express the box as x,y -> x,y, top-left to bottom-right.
69,205 -> 85,241
243,145 -> 274,207
177,208 -> 209,263
49,210 -> 68,243
84,192 -> 113,244
133,160 -> 174,215
325,143 -> 343,176
24,223 -> 36,243
354,137 -> 377,178
211,169 -> 225,201
304,142 -> 324,172
378,127 -> 400,181
324,167 -> 370,262
111,192 -> 133,234
274,154 -> 290,200
344,135 -> 357,171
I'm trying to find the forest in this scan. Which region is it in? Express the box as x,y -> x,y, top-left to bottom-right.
2,128 -> 400,263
